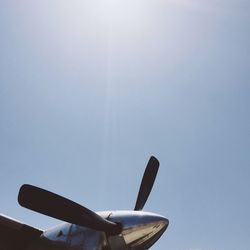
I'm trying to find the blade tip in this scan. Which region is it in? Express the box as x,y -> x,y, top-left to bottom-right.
150,155 -> 160,166
18,184 -> 31,207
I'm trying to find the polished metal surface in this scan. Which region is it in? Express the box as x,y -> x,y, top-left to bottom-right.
105,210 -> 168,249
33,210 -> 168,250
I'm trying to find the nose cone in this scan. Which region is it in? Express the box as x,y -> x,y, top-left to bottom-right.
108,211 -> 169,249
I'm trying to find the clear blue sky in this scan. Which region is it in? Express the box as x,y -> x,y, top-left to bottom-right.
0,1 -> 250,250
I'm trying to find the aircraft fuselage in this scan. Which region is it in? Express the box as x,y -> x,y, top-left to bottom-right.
29,211 -> 168,250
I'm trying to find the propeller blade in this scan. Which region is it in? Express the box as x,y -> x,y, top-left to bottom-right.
134,156 -> 159,211
18,184 -> 122,235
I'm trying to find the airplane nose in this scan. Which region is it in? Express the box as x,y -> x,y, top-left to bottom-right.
107,211 -> 169,249
156,216 -> 169,232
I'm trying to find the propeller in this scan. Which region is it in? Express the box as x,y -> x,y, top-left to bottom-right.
18,184 -> 122,235
18,156 -> 159,234
134,156 -> 159,211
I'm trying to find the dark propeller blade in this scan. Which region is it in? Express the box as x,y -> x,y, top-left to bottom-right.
18,184 -> 122,235
134,156 -> 159,211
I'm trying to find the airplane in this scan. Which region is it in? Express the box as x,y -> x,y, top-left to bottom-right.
0,156 -> 169,250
